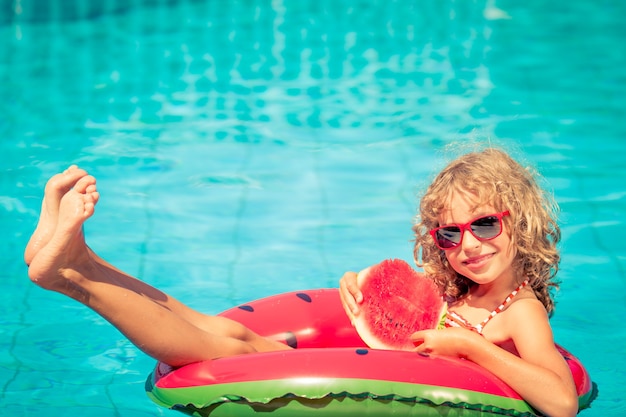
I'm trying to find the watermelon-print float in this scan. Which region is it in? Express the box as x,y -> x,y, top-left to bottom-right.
146,260 -> 596,416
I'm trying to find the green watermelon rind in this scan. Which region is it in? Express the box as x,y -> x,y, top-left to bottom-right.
147,376 -> 538,417
437,303 -> 448,330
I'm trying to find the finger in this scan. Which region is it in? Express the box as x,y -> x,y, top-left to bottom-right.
411,338 -> 430,357
347,280 -> 363,305
410,330 -> 433,356
338,285 -> 355,322
339,271 -> 362,315
339,289 -> 359,318
354,268 -> 372,304
411,342 -> 427,354
409,330 -> 426,342
411,339 -> 424,348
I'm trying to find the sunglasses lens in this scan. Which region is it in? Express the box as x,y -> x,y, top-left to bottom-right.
470,216 -> 502,239
435,227 -> 462,249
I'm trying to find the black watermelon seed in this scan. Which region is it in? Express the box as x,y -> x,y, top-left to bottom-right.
355,348 -> 369,355
284,331 -> 298,349
238,305 -> 254,312
296,293 -> 312,303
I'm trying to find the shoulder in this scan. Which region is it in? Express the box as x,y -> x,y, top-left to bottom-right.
502,295 -> 551,332
501,296 -> 556,356
502,283 -> 548,319
506,291 -> 546,313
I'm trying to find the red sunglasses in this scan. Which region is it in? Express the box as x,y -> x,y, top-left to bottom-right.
429,211 -> 510,250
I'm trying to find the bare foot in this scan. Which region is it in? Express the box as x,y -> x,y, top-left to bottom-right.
24,166 -> 95,265
28,178 -> 99,292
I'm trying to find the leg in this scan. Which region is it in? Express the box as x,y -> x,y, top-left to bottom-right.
25,165 -> 90,265
85,246 -> 290,357
27,169 -> 288,367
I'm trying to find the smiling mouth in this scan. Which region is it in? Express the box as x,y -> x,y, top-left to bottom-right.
463,253 -> 494,266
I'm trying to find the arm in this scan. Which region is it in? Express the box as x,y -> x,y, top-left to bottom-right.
411,300 -> 578,417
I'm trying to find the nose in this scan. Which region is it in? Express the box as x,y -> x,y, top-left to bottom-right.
461,228 -> 481,250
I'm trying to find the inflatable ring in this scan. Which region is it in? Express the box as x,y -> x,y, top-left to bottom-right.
146,289 -> 596,416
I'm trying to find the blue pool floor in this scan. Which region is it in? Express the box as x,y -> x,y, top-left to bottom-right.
1,0 -> 626,416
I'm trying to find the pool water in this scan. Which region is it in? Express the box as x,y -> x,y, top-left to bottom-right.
1,0 -> 624,415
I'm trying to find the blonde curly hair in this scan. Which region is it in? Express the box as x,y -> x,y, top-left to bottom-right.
413,148 -> 561,314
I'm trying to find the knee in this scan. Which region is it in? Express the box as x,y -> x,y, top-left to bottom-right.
223,318 -> 256,342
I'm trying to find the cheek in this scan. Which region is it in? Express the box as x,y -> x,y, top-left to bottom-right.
443,250 -> 462,268
505,243 -> 517,262
498,232 -> 516,255
493,235 -> 517,266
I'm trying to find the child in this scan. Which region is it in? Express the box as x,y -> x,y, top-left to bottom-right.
26,148 -> 577,417
339,148 -> 578,417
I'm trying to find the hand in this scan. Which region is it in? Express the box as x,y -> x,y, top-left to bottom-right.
338,270 -> 362,324
410,327 -> 481,358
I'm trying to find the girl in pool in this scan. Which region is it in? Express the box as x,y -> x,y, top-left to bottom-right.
340,148 -> 578,416
26,148 -> 577,417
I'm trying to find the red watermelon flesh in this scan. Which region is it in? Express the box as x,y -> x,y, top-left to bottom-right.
353,259 -> 446,351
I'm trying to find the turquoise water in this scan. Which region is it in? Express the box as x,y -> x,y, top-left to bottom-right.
1,0 -> 624,415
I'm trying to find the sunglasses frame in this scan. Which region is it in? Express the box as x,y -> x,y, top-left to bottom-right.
429,210 -> 510,250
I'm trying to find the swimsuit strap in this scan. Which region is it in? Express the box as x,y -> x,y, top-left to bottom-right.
444,279 -> 530,334
474,279 -> 529,334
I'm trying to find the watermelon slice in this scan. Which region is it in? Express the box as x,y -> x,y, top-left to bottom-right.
353,259 -> 447,351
